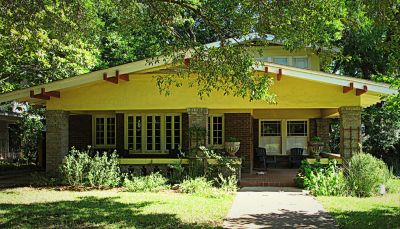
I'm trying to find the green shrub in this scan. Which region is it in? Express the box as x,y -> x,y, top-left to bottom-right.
296,160 -> 346,196
179,177 -> 213,193
215,174 -> 238,193
168,163 -> 185,184
386,178 -> 400,194
60,148 -> 120,188
123,173 -> 169,192
347,153 -> 391,197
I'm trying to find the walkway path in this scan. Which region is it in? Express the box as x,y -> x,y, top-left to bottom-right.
223,187 -> 336,229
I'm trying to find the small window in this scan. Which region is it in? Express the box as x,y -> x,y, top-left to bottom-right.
273,57 -> 288,65
127,115 -> 142,151
261,121 -> 281,136
94,116 -> 115,147
208,115 -> 224,146
287,121 -> 308,136
165,115 -> 181,151
293,57 -> 309,69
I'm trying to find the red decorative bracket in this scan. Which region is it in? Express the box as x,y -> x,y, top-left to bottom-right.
264,66 -> 268,73
356,85 -> 368,96
277,68 -> 282,81
30,88 -> 60,100
343,82 -> 354,93
103,71 -> 129,84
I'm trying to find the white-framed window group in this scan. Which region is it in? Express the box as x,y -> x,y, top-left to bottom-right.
93,115 -> 116,148
125,114 -> 181,153
208,115 -> 224,147
259,119 -> 308,155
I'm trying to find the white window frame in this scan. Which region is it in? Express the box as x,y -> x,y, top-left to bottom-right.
263,56 -> 310,69
208,115 -> 224,148
287,120 -> 308,137
124,113 -> 182,154
92,115 -> 116,148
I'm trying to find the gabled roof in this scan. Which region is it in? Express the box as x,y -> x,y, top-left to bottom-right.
0,45 -> 397,104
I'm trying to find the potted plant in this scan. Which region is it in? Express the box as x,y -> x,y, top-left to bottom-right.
308,136 -> 324,158
225,137 -> 240,157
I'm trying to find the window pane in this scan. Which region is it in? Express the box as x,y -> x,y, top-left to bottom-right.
273,57 -> 288,65
136,116 -> 142,150
95,118 -> 105,145
174,116 -> 180,149
106,117 -> 115,145
287,121 -> 307,136
166,116 -> 172,150
293,57 -> 309,69
207,116 -> 211,145
127,116 -> 134,150
212,116 -> 223,145
147,116 -> 153,150
155,116 -> 161,150
261,121 -> 281,136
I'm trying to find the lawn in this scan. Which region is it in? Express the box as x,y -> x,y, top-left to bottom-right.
317,179 -> 400,229
0,187 -> 235,228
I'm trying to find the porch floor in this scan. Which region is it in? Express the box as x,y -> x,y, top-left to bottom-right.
240,169 -> 298,187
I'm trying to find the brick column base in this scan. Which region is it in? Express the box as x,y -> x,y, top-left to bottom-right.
339,106 -> 362,162
187,108 -> 208,149
310,118 -> 332,152
46,110 -> 69,175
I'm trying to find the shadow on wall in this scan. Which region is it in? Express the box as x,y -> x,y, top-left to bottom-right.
0,196 -> 216,228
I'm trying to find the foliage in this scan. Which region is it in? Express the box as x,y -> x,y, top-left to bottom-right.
296,160 -> 346,196
214,174 -> 238,193
60,148 -> 121,188
168,162 -> 186,184
318,179 -> 400,229
0,188 -> 235,228
346,153 -> 391,197
123,172 -> 169,192
310,136 -> 321,142
385,177 -> 400,194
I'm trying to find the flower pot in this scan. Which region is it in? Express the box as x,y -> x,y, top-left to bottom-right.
225,142 -> 240,156
308,141 -> 324,158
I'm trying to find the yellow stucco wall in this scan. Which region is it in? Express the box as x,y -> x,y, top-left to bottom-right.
46,73 -> 361,111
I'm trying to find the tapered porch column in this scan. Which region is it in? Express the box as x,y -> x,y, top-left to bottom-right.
339,106 -> 362,162
310,118 -> 332,152
187,108 -> 208,149
46,110 -> 69,174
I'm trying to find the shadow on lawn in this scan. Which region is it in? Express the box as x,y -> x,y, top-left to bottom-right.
329,206 -> 400,229
0,196 -> 215,228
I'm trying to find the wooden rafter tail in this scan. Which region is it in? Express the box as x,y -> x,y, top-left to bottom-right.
277,68 -> 282,81
41,88 -> 60,98
343,82 -> 354,93
264,66 -> 269,73
356,85 -> 368,96
103,73 -> 118,84
118,72 -> 129,81
30,90 -> 50,100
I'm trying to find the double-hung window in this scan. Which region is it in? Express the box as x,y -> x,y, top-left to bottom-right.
292,57 -> 309,69
126,114 -> 181,153
208,115 -> 224,147
287,121 -> 308,136
94,116 -> 116,147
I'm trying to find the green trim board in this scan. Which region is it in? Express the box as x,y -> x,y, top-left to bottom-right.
306,158 -> 343,165
118,158 -> 242,165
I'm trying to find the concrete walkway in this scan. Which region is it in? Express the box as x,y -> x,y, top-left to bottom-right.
223,187 -> 336,229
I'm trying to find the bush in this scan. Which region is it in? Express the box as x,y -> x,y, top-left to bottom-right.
346,153 -> 391,197
215,174 -> 238,193
61,148 -> 120,188
179,177 -> 213,194
296,160 -> 346,196
123,173 -> 169,192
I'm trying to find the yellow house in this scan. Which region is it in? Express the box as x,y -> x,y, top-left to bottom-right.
0,44 -> 396,174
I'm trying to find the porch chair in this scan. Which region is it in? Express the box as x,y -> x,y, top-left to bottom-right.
289,148 -> 304,168
254,147 -> 267,171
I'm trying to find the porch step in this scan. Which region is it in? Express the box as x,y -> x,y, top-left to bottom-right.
240,169 -> 298,187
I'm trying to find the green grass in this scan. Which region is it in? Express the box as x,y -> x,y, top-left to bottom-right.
317,179 -> 400,229
0,187 -> 235,228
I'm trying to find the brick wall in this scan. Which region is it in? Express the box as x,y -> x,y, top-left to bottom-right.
69,115 -> 92,150
253,118 -> 259,148
339,106 -> 362,161
46,110 -> 69,174
181,113 -> 189,152
224,113 -> 253,173
116,113 -> 124,154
